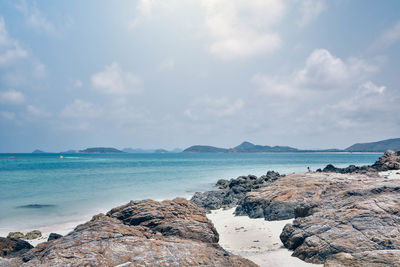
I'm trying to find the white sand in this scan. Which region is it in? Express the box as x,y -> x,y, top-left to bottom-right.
379,170 -> 400,180
207,207 -> 322,267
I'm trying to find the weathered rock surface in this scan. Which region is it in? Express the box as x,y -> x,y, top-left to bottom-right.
191,171 -> 283,211
23,231 -> 41,240
5,233 -> 23,240
0,238 -> 33,257
371,149 -> 400,171
3,198 -> 256,266
236,171 -> 400,265
324,250 -> 400,267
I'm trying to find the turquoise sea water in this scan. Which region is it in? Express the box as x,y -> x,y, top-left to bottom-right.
0,152 -> 381,234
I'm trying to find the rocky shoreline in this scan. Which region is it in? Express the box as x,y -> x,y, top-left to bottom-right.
1,150 -> 400,266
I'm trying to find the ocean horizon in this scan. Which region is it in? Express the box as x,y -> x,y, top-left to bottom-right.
0,152 -> 381,235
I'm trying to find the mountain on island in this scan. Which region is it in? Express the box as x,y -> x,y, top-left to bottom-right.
183,141 -> 300,153
32,149 -> 46,153
79,147 -> 125,153
122,148 -> 182,153
344,138 -> 400,152
184,138 -> 400,153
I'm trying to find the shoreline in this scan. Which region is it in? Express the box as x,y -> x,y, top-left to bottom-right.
2,163 -> 400,265
207,207 -> 322,267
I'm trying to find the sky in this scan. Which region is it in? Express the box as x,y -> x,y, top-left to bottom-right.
0,0 -> 399,152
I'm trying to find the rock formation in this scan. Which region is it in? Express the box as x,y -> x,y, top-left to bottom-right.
190,171 -> 283,211
317,149 -> 400,174
236,171 -> 400,265
1,198 -> 256,266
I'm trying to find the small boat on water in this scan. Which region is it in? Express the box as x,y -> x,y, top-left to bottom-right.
59,155 -> 64,159
8,156 -> 15,159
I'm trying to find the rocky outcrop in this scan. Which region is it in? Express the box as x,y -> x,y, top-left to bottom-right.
4,198 -> 256,266
236,171 -> 400,265
371,149 -> 400,171
0,238 -> 33,257
317,149 -> 400,174
190,171 -> 283,211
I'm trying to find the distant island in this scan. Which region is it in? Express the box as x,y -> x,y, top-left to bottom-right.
183,138 -> 400,153
122,148 -> 182,153
78,147 -> 125,153
345,138 -> 400,152
32,149 -> 46,153
30,138 -> 400,154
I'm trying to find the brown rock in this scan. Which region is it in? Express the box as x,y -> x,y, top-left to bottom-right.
371,150 -> 400,171
16,198 -> 256,266
236,172 -> 400,265
325,250 -> 400,267
107,197 -> 219,243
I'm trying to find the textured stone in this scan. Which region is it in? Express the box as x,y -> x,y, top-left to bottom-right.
23,231 -> 41,240
191,171 -> 283,211
0,237 -> 33,257
235,171 -> 400,265
7,198 -> 256,266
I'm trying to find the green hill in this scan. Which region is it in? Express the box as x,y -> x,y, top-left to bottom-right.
345,138 -> 400,152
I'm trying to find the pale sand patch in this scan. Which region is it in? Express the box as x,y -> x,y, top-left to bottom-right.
379,170 -> 400,180
207,207 -> 322,267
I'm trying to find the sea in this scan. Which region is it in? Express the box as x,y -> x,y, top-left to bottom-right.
0,152 -> 382,235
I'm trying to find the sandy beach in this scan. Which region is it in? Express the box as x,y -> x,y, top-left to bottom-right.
207,207 -> 322,267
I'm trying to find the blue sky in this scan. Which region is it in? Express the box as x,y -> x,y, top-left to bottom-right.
0,0 -> 399,152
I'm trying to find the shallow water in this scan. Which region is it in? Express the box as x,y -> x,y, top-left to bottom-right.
0,152 -> 381,234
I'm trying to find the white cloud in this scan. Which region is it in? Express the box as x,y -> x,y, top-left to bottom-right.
61,99 -> 100,118
0,111 -> 15,120
371,20 -> 400,50
184,96 -> 244,120
298,0 -> 326,26
248,48 -> 397,138
0,89 -> 25,104
254,49 -> 378,97
201,0 -> 285,60
26,105 -> 50,118
91,62 -> 142,95
359,81 -> 385,95
73,79 -> 83,88
129,0 -> 158,29
16,0 -> 57,35
0,17 -> 28,65
34,62 -> 46,78
159,58 -> 175,71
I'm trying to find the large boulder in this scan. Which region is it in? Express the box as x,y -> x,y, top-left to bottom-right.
236,172 -> 400,265
371,150 -> 400,171
11,198 -> 256,266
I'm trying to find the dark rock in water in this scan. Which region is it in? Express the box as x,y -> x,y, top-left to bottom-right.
6,233 -> 24,240
24,231 -> 41,240
16,204 -> 55,209
16,198 -> 256,266
0,237 -> 33,257
47,233 -> 62,241
190,171 -> 283,211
